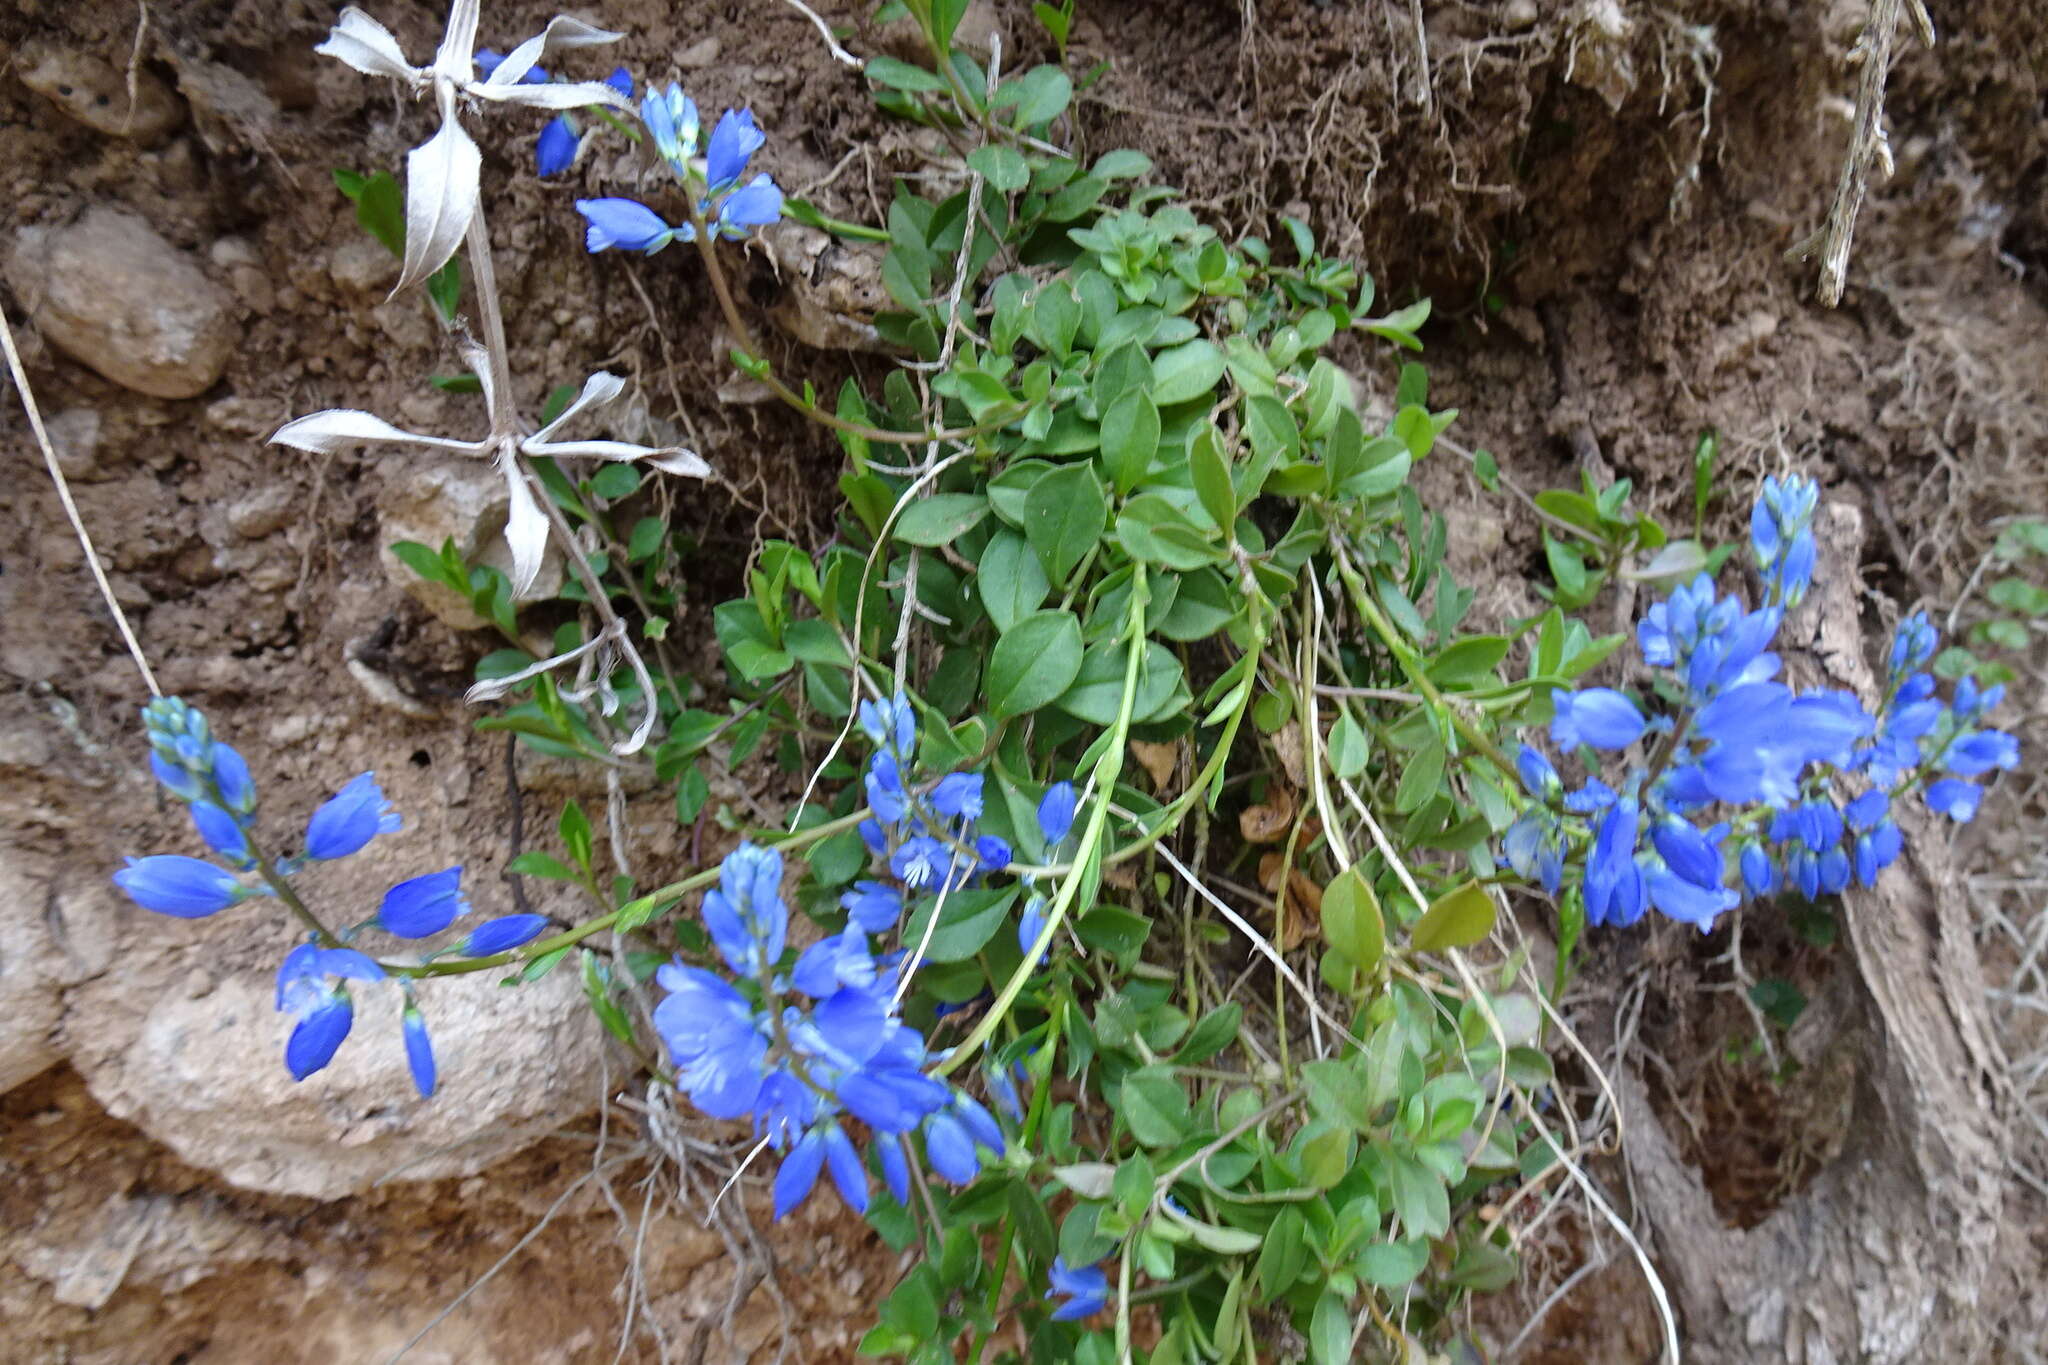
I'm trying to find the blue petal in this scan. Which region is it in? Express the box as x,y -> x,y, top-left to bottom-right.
931,772 -> 985,822
1925,778 -> 1982,822
319,948 -> 387,983
924,1111 -> 980,1183
773,1129 -> 826,1219
822,1124 -> 869,1213
189,801 -> 254,867
285,995 -> 353,1080
210,743 -> 257,813
573,197 -> 678,254
1551,688 -> 1646,751
377,865 -> 467,938
714,175 -> 784,237
304,772 -> 399,860
705,108 -> 766,189
842,881 -> 903,934
877,1134 -> 910,1204
113,854 -> 243,918
403,1007 -> 437,1098
535,116 -> 578,176
459,913 -> 549,956
1515,745 -> 1559,799
1037,781 -> 1077,847
951,1093 -> 1005,1154
150,751 -> 205,801
604,67 -> 633,97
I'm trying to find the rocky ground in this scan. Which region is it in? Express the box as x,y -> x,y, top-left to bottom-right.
3,0 -> 2045,1360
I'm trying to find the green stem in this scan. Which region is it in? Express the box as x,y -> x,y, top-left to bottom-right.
933,565 -> 1151,1077
379,807 -> 873,978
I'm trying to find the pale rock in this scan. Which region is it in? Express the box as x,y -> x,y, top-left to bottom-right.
330,238 -> 399,295
77,952 -> 604,1200
0,844 -> 68,1094
17,42 -> 185,145
5,207 -> 236,399
376,461 -> 564,630
226,484 -> 296,539
678,36 -> 722,67
44,407 -> 103,480
206,394 -> 280,436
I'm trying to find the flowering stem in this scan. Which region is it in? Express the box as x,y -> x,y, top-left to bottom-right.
932,565 -> 1150,1078
251,852 -> 342,948
380,806 -> 875,977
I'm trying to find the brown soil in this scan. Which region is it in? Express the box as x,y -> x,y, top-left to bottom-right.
4,0 -> 2045,1359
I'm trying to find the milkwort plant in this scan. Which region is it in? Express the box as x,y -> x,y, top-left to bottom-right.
112,0 -> 2031,1361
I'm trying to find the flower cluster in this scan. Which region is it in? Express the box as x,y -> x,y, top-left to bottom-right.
1503,476 -> 2019,932
652,840 -> 1005,1219
574,82 -> 784,254
113,700 -> 551,1093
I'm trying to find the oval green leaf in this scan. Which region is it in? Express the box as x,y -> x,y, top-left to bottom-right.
1410,880 -> 1497,953
987,609 -> 1084,718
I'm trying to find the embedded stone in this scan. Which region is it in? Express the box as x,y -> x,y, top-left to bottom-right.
6,208 -> 236,399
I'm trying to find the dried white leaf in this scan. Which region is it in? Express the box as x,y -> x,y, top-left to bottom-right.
269,408 -> 485,455
529,370 -> 623,444
532,438 -> 684,463
486,16 -> 623,87
471,79 -> 632,112
500,458 -> 551,596
646,449 -> 714,478
314,8 -> 421,84
433,0 -> 483,85
397,112 -> 481,294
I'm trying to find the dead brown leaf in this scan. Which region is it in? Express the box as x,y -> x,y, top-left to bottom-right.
1130,738 -> 1181,796
1238,784 -> 1297,843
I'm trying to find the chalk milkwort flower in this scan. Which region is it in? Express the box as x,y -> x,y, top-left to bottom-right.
115,700 -> 547,1096
1501,475 -> 2019,933
574,82 -> 785,255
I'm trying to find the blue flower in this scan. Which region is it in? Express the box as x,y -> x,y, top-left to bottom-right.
1503,812 -> 1563,896
858,692 -> 917,754
923,1109 -> 982,1183
754,1071 -> 818,1148
1925,778 -> 1982,823
865,751 -> 909,823
305,772 -> 401,860
774,1126 -> 826,1219
890,835 -> 950,891
536,116 -> 579,175
377,866 -> 467,939
986,1061 -> 1026,1122
641,82 -> 700,170
190,801 -> 255,869
876,1132 -> 911,1204
974,835 -> 1012,872
1515,745 -> 1561,800
841,881 -> 903,935
1018,894 -> 1049,958
705,109 -> 766,190
712,174 -> 784,238
459,913 -> 550,956
1583,801 -> 1645,928
1889,611 -> 1938,678
1739,841 -> 1777,896
1642,855 -> 1736,930
1752,474 -> 1818,606
1550,688 -> 1647,752
402,1005 -> 437,1098
1943,729 -> 2020,777
1038,781 -> 1077,847
822,1121 -> 869,1213
210,744 -> 257,815
274,943 -> 385,1082
1846,792 -> 1904,886
932,772 -> 984,822
653,962 -> 770,1119
574,197 -> 685,253
1047,1256 -> 1109,1321
701,842 -> 787,976
113,855 -> 247,918
792,925 -> 879,998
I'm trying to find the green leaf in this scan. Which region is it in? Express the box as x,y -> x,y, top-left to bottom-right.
1022,461 -> 1107,587
1309,1291 -> 1351,1365
1302,1058 -> 1375,1132
1189,423 -> 1236,530
965,144 -> 1030,191
901,886 -> 1017,962
977,529 -> 1051,633
427,259 -> 460,322
1092,148 -> 1153,180
508,851 -> 578,881
1358,1238 -> 1430,1288
866,55 -> 950,93
895,492 -> 990,545
1150,338 -> 1225,405
336,169 -> 406,258
1385,1148 -> 1450,1238
391,540 -> 463,590
1100,389 -> 1161,495
1173,1002 -> 1242,1065
1411,881 -> 1496,953
559,800 -> 593,875
1119,1065 -> 1191,1147
580,950 -> 634,1045
1749,977 -> 1808,1030
1058,639 -> 1181,725
1255,1208 -> 1307,1302
987,609 -> 1084,718
588,464 -> 640,500
1327,713 -> 1368,778
1321,866 -> 1384,975
1392,736 -> 1443,813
